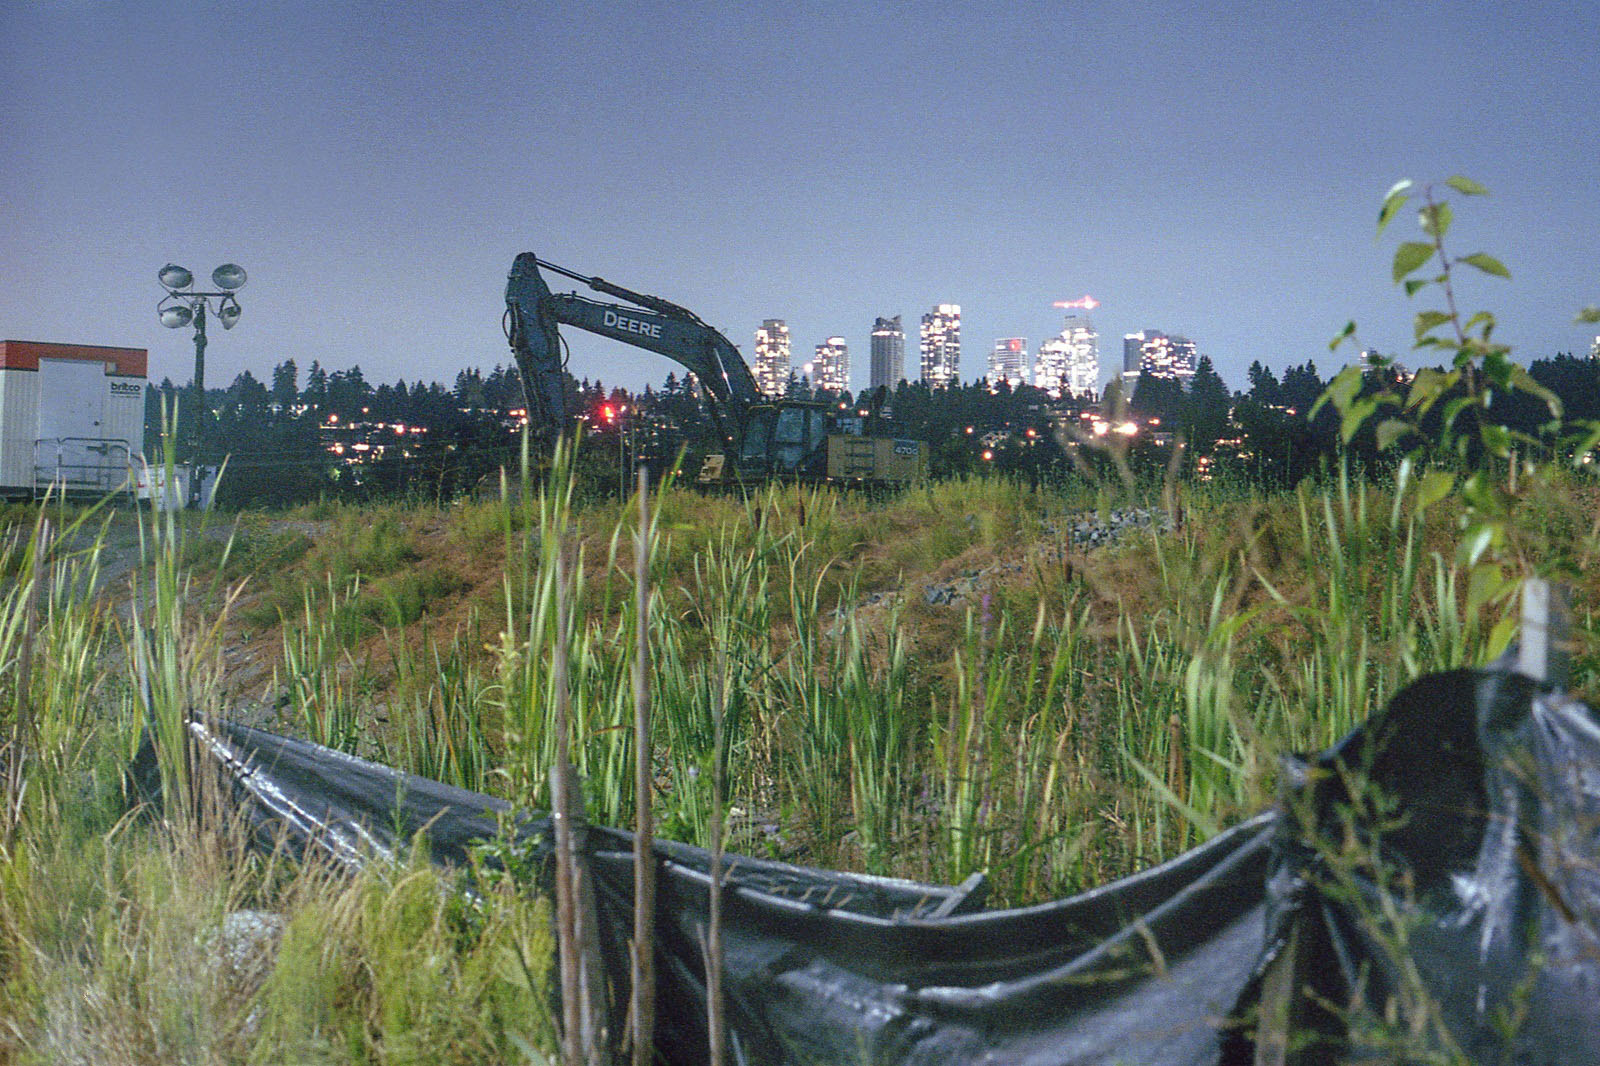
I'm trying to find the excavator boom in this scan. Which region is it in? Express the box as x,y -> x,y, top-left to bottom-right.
506,253 -> 760,431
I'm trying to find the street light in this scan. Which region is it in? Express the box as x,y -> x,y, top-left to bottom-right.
157,262 -> 247,504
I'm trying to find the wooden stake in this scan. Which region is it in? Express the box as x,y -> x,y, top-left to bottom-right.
1254,914 -> 1306,1066
3,518 -> 47,833
631,468 -> 657,1066
704,645 -> 728,1066
551,544 -> 582,1066
1519,578 -> 1570,691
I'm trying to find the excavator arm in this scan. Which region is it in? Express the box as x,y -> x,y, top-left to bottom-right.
504,252 -> 761,449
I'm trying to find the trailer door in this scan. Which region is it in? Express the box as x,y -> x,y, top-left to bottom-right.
36,357 -> 115,489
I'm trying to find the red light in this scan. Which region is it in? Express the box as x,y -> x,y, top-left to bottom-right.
600,404 -> 615,423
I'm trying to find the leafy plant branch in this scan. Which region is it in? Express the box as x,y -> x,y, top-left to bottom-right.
1317,177 -> 1584,653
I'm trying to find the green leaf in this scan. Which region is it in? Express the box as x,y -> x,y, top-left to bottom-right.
1416,469 -> 1455,510
1482,349 -> 1514,389
1444,175 -> 1488,196
1462,310 -> 1497,335
1419,201 -> 1453,239
1340,396 -> 1379,444
1313,365 -> 1364,420
1460,252 -> 1510,279
1567,420 -> 1600,465
1405,368 -> 1455,416
1507,364 -> 1562,419
1480,422 -> 1512,457
1328,320 -> 1357,352
1577,306 -> 1600,324
1393,242 -> 1435,282
1393,454 -> 1415,497
1458,521 -> 1501,568
1413,310 -> 1452,341
1376,418 -> 1413,452
1404,279 -> 1430,297
1441,394 -> 1475,435
1377,181 -> 1413,235
1461,470 -> 1488,505
1467,561 -> 1507,610
1487,612 -> 1519,659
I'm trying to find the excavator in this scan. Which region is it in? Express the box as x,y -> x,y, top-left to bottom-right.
503,252 -> 925,485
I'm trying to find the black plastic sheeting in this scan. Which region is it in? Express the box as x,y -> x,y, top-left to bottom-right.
129,666 -> 1600,1064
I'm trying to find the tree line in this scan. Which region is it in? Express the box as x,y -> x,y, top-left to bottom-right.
145,350 -> 1600,508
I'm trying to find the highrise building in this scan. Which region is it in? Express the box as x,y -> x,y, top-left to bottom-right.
1157,335 -> 1198,382
1036,316 -> 1099,399
812,336 -> 850,393
920,304 -> 961,388
753,319 -> 791,398
1590,335 -> 1600,360
989,338 -> 1027,391
1122,329 -> 1195,389
1122,331 -> 1147,384
1035,336 -> 1069,398
869,316 -> 905,392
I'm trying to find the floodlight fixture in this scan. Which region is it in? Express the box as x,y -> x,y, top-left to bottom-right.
211,263 -> 247,291
159,263 -> 194,291
155,260 -> 248,504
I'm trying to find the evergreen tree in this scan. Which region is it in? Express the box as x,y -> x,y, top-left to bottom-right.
305,361 -> 329,408
1130,372 -> 1183,422
270,359 -> 299,412
1280,361 -> 1324,412
227,369 -> 270,418
1184,356 -> 1231,456
1246,361 -> 1281,405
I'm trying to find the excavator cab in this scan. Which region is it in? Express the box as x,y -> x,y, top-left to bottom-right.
738,403 -> 830,477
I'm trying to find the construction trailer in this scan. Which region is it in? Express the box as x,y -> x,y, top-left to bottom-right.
0,340 -> 147,499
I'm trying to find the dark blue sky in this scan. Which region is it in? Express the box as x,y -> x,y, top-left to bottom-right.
3,1 -> 1595,397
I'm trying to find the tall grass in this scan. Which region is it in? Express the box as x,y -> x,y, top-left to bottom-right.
2,441 -> 1565,1060
0,490 -> 559,1064
283,461 -> 1512,888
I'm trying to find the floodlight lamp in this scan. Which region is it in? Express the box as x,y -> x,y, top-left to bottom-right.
212,263 -> 247,291
217,296 -> 242,330
159,263 -> 194,291
160,304 -> 194,329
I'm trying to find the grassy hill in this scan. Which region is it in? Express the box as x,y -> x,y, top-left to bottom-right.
4,460 -> 1599,1062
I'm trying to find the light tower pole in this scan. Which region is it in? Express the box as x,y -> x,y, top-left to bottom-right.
157,262 -> 247,505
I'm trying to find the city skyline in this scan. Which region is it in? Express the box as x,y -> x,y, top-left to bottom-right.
3,3 -> 1595,403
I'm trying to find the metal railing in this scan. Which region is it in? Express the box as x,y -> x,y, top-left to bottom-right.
32,438 -> 135,497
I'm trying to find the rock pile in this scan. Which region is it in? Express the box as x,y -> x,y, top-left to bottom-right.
918,508 -> 1170,608
1047,506 -> 1171,549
